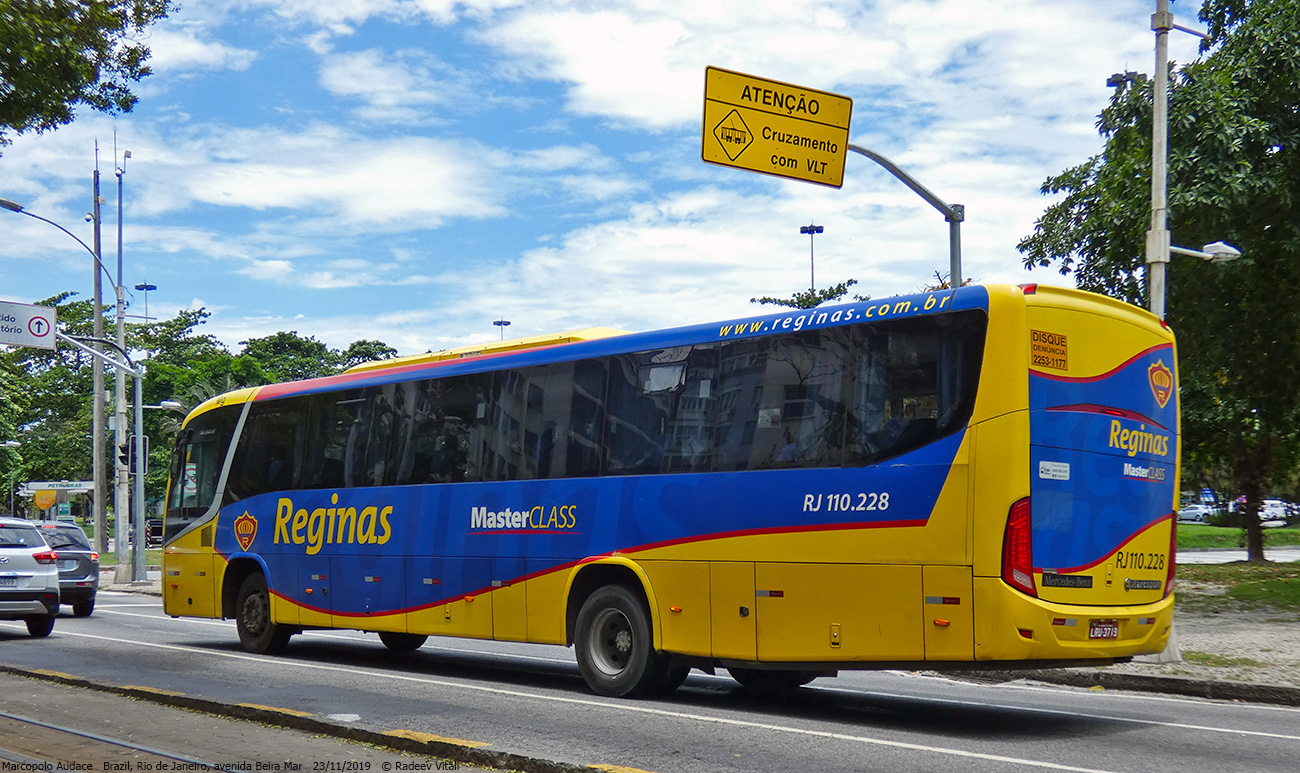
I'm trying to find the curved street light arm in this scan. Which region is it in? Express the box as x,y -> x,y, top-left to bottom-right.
846,144 -> 964,286
0,198 -> 117,290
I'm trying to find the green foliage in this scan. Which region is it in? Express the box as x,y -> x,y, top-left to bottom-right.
0,0 -> 173,150
1177,524 -> 1300,549
2,296 -> 398,507
751,279 -> 868,309
239,331 -> 341,382
341,339 -> 399,369
1018,0 -> 1300,560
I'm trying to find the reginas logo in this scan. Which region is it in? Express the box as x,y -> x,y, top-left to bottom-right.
1148,360 -> 1174,408
233,511 -> 257,551
274,494 -> 392,555
1108,419 -> 1171,458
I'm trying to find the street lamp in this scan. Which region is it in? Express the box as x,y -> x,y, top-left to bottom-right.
1144,1 -> 1241,319
1,193 -> 111,552
134,282 -> 157,322
144,400 -> 187,413
799,223 -> 823,291
493,319 -> 511,340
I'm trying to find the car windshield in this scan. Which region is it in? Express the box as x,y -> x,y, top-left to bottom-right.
41,527 -> 90,550
0,525 -> 45,548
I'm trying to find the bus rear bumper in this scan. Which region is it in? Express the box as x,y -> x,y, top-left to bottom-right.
973,577 -> 1175,662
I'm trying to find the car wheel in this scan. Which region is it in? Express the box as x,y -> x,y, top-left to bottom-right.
72,599 -> 95,617
235,574 -> 292,654
25,614 -> 56,638
574,585 -> 662,697
378,632 -> 428,652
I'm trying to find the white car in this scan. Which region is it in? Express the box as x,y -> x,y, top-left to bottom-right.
0,517 -> 61,637
1177,504 -> 1215,523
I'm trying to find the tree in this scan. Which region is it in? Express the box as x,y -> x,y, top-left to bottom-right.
1018,0 -> 1300,561
341,339 -> 399,369
0,0 -> 173,150
752,279 -> 868,310
239,331 -> 341,382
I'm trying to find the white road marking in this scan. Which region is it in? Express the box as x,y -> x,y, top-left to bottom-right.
9,623 -> 1300,769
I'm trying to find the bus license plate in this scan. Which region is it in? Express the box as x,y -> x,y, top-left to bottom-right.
1089,619 -> 1119,640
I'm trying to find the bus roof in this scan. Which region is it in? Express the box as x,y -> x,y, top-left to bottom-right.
344,327 -> 631,374
184,284 -> 1157,416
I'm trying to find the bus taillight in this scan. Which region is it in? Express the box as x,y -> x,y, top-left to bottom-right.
1002,497 -> 1036,597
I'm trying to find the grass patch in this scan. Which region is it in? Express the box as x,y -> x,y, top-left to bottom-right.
1182,650 -> 1265,668
1176,563 -> 1300,614
1177,524 -> 1300,550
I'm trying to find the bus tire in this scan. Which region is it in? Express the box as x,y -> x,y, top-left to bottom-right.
728,668 -> 817,692
378,632 -> 428,652
236,574 -> 292,655
649,665 -> 691,695
574,585 -> 661,698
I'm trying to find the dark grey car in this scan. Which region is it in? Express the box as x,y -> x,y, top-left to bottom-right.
34,521 -> 99,617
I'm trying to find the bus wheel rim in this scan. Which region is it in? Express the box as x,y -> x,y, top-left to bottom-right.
588,608 -> 634,677
243,592 -> 269,635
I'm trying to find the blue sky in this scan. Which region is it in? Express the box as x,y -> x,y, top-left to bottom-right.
0,0 -> 1208,357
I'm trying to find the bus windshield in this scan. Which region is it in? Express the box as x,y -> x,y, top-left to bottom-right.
166,404 -> 241,543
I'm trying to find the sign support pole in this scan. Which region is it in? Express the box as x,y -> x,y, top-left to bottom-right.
847,144 -> 964,286
56,332 -> 148,581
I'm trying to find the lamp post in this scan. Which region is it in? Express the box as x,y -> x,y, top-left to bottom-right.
799,224 -> 823,291
134,282 -> 157,322
0,194 -> 112,551
493,319 -> 511,340
111,150 -> 132,583
1144,1 -> 1241,320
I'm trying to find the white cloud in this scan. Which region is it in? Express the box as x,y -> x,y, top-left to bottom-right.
146,26 -> 258,73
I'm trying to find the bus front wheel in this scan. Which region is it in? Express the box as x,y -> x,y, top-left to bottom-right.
236,574 -> 292,655
575,585 -> 662,698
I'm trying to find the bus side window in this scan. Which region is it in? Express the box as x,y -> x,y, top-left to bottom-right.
304,390 -> 370,490
226,400 -> 306,502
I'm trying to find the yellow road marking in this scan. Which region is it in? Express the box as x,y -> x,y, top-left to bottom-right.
383,729 -> 489,748
236,702 -> 314,717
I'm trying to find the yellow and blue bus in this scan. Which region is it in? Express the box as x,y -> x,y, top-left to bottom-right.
162,284 -> 1178,697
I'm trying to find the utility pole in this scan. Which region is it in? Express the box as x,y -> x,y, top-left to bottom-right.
91,166 -> 107,554
113,150 -> 130,582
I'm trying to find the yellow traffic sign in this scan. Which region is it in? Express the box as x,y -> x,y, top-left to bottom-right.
701,67 -> 852,188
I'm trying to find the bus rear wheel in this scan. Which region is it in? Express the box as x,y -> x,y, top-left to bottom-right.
575,585 -> 662,698
236,574 -> 292,655
728,668 -> 818,692
378,632 -> 428,652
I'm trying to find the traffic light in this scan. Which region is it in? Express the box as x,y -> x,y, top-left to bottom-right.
116,436 -> 149,474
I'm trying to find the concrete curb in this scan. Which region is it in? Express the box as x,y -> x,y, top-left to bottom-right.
977,668 -> 1300,706
0,664 -> 605,773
